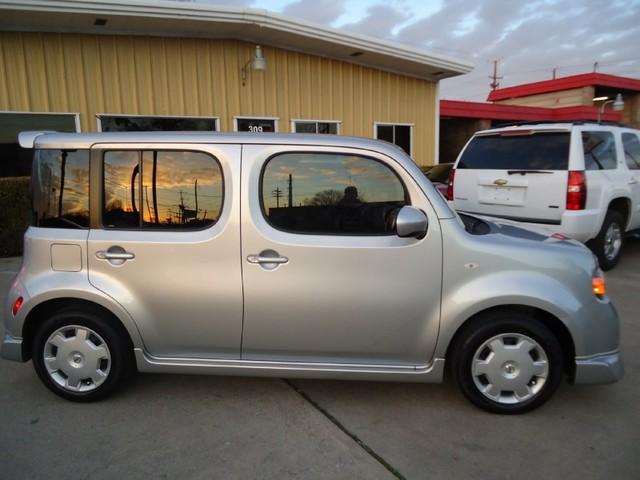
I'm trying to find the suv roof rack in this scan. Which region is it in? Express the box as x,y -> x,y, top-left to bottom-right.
492,120 -> 627,129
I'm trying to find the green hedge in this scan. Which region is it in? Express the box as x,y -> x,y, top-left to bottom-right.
0,177 -> 30,257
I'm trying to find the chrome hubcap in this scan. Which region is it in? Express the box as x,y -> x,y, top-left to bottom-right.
43,325 -> 111,392
604,223 -> 622,261
472,333 -> 549,405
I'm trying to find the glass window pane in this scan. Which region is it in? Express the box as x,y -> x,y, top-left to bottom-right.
318,122 -> 338,134
236,118 -> 276,132
376,125 -> 394,143
32,149 -> 89,228
100,116 -> 217,132
141,151 -> 223,229
457,133 -> 571,170
294,122 -> 317,133
622,133 -> 640,170
394,125 -> 411,155
103,151 -> 141,228
261,153 -> 408,235
582,131 -> 617,170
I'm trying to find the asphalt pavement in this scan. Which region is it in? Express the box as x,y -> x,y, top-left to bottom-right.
1,243 -> 638,479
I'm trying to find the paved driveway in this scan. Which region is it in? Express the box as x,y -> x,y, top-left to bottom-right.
1,243 -> 638,479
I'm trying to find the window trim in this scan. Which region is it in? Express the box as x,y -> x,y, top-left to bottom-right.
373,122 -> 414,156
95,113 -> 220,132
0,110 -> 81,133
259,150 -> 411,237
290,119 -> 342,134
99,148 -> 225,232
233,116 -> 280,133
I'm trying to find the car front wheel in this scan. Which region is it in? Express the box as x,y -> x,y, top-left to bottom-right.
451,311 -> 564,414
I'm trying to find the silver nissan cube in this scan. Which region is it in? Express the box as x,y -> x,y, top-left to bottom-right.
1,131 -> 623,414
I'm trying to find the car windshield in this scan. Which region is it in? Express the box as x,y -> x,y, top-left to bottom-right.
457,131 -> 571,170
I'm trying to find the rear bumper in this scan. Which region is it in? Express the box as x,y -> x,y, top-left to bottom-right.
574,351 -> 624,384
1,333 -> 24,362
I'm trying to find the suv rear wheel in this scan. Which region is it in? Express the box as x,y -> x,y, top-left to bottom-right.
451,311 -> 564,414
590,210 -> 625,270
32,308 -> 131,401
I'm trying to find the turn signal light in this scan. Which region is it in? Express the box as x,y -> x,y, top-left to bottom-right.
592,277 -> 607,297
12,296 -> 23,316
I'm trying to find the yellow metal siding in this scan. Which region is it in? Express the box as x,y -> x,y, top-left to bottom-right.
0,32 -> 437,165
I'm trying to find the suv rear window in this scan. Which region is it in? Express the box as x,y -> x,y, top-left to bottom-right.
457,132 -> 570,170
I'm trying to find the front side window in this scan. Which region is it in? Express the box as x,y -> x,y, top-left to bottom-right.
375,124 -> 412,155
32,149 -> 90,228
293,121 -> 339,134
622,133 -> 640,170
103,150 -> 223,230
261,152 -> 408,235
98,116 -> 218,132
582,131 -> 617,170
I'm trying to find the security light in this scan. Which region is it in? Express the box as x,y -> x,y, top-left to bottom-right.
242,45 -> 267,86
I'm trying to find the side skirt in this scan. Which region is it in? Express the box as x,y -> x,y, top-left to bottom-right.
134,349 -> 445,383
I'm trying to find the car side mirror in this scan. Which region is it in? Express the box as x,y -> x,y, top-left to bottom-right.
395,206 -> 428,239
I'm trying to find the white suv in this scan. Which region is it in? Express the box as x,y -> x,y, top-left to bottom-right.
449,123 -> 640,269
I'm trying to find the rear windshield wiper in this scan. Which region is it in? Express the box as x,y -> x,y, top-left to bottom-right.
507,170 -> 554,175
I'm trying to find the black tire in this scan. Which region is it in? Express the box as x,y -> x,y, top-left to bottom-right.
450,311 -> 564,414
589,210 -> 625,271
32,308 -> 132,402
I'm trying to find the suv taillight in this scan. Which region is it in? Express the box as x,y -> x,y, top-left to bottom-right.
446,168 -> 456,201
566,170 -> 586,210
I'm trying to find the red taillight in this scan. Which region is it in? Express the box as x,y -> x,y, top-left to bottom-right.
12,296 -> 23,316
566,170 -> 586,210
446,168 -> 456,201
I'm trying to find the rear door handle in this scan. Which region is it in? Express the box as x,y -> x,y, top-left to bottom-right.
96,251 -> 135,260
247,254 -> 288,265
629,178 -> 638,185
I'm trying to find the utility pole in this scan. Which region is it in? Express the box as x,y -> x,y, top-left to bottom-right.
593,61 -> 599,73
287,174 -> 293,208
489,59 -> 503,91
272,186 -> 283,208
552,67 -> 557,80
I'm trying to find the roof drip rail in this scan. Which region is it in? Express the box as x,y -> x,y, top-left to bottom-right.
492,120 -> 626,129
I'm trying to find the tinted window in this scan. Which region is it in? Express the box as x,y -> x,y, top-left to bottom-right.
262,153 -> 408,235
103,150 -> 223,230
100,116 -> 217,132
375,124 -> 411,155
458,132 -> 570,170
622,133 -> 640,170
32,149 -> 89,228
236,118 -> 276,133
582,131 -> 617,170
294,121 -> 338,134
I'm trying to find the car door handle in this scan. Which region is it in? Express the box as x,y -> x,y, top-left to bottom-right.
629,178 -> 638,185
96,250 -> 135,260
247,254 -> 289,265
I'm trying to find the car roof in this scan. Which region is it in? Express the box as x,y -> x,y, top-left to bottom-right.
22,131 -> 407,157
474,123 -> 639,136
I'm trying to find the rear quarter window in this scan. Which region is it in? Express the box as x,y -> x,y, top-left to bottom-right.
457,132 -> 570,170
582,131 -> 617,170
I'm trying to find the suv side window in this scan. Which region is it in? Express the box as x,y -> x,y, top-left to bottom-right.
103,150 -> 223,230
32,149 -> 90,228
622,133 -> 640,170
582,131 -> 617,170
261,152 -> 408,235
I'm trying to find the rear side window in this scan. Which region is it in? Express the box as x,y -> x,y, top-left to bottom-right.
261,152 -> 408,235
32,149 -> 90,228
582,131 -> 617,170
457,132 -> 570,170
622,133 -> 640,170
103,150 -> 223,230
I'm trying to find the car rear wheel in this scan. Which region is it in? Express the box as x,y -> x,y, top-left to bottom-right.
32,308 -> 131,401
590,210 -> 625,271
451,311 -> 564,414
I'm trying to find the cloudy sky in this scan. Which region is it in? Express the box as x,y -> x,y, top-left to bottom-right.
198,0 -> 640,101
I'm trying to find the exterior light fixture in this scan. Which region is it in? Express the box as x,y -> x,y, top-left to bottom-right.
242,45 -> 267,86
593,93 -> 624,122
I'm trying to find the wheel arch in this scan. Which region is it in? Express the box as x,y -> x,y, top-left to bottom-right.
21,297 -> 138,362
608,197 -> 631,230
444,304 -> 576,380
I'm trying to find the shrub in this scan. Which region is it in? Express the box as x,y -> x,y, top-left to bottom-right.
0,177 -> 30,257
